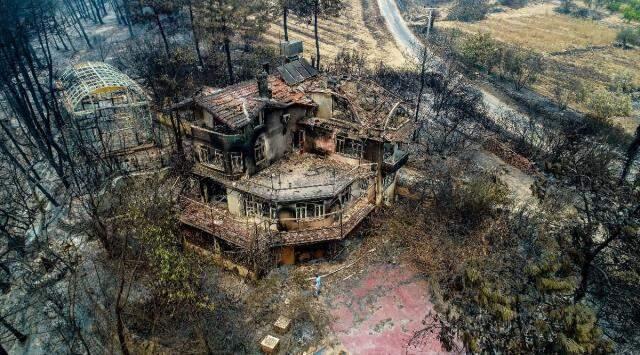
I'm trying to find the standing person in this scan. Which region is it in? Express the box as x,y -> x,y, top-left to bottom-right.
314,273 -> 322,297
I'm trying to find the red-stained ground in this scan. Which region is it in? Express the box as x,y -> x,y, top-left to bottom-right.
323,263 -> 449,354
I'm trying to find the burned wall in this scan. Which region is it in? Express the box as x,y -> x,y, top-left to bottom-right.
245,105 -> 309,175
363,139 -> 383,165
190,104 -> 312,177
303,126 -> 336,155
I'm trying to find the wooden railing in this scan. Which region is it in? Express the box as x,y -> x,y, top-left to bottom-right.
178,183 -> 376,247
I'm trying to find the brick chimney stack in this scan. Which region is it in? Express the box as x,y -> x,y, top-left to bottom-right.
257,64 -> 272,99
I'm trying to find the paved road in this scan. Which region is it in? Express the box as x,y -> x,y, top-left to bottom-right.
376,0 -> 422,58
376,0 -> 543,148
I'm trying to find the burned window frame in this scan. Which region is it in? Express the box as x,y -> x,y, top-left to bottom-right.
335,135 -> 363,159
230,152 -> 243,173
313,203 -> 325,218
244,195 -> 273,218
254,135 -> 266,165
257,110 -> 265,126
294,202 -> 325,220
209,148 -> 224,170
295,204 -> 307,220
293,129 -> 305,150
197,144 -> 224,171
196,144 -> 209,164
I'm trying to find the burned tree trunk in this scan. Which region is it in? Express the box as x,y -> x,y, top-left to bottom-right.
283,6 -> 289,42
0,139 -> 59,207
224,37 -> 234,84
189,1 -> 204,67
313,1 -> 320,70
122,0 -> 134,37
90,0 -> 104,24
154,12 -> 170,57
168,106 -> 184,155
0,315 -> 28,343
64,0 -> 93,48
413,46 -> 428,142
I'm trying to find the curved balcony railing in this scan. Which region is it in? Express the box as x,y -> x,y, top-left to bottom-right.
232,163 -> 378,202
190,125 -> 244,146
178,184 -> 376,248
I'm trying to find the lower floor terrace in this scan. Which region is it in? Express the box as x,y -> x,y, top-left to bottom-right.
178,183 -> 377,251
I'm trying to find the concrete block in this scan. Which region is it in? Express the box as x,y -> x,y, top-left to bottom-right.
273,315 -> 292,334
260,335 -> 280,353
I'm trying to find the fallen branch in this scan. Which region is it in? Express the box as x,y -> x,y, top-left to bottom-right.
307,248 -> 376,280
342,273 -> 356,281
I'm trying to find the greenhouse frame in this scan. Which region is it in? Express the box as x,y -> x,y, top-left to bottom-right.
60,61 -> 154,156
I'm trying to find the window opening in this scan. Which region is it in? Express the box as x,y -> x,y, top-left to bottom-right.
254,136 -> 266,164
231,152 -> 243,173
197,145 -> 209,163
295,204 -> 307,220
335,135 -> 362,158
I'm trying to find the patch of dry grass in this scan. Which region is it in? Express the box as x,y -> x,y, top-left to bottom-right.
440,5 -> 618,53
264,0 -> 406,67
440,3 -> 640,133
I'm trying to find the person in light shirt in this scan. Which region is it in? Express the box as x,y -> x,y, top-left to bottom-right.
314,273 -> 322,297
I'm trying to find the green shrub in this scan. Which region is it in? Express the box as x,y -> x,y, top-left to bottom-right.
447,0 -> 490,22
621,0 -> 640,21
574,80 -> 589,103
458,33 -> 501,73
610,71 -> 637,93
455,175 -> 511,225
557,0 -> 574,13
616,27 -> 640,48
586,89 -> 633,119
499,47 -> 545,90
606,0 -> 623,11
498,0 -> 528,8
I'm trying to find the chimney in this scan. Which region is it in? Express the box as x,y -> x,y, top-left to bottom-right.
257,69 -> 272,99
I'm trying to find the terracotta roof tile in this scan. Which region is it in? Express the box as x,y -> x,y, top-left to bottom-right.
194,76 -> 312,130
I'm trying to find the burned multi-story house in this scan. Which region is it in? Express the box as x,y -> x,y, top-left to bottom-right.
175,59 -> 413,267
59,62 -> 156,169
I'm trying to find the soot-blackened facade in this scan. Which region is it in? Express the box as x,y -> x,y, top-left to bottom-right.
175,59 -> 413,268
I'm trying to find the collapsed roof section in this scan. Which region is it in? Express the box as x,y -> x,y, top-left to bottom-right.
174,59 -> 413,141
336,80 -> 409,130
59,62 -> 148,116
303,78 -> 415,143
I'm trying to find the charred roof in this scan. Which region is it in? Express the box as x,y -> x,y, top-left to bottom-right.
192,76 -> 313,130
303,78 -> 415,142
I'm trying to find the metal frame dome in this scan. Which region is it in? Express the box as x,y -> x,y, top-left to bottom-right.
60,61 -> 148,115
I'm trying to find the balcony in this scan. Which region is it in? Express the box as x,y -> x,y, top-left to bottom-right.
197,153 -> 377,202
179,198 -> 256,249
179,186 -> 376,249
383,148 -> 409,172
190,125 -> 245,146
